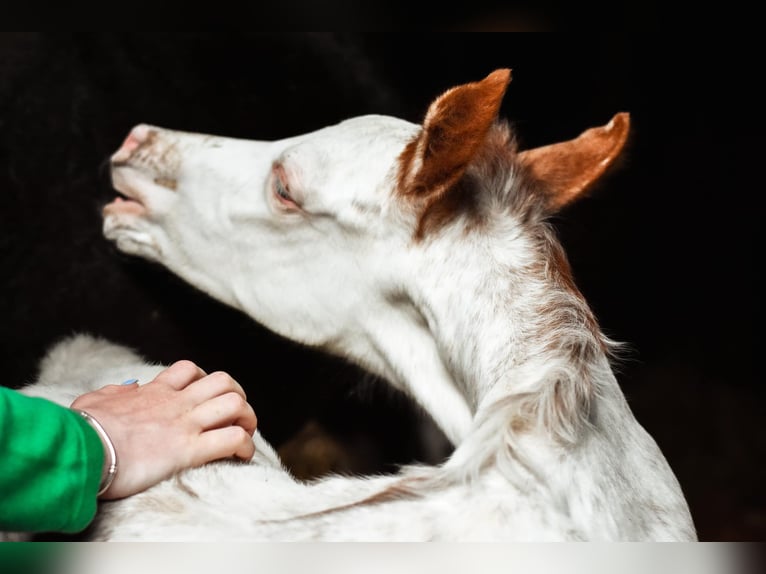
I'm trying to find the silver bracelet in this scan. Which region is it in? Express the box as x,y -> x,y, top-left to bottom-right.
73,409 -> 118,496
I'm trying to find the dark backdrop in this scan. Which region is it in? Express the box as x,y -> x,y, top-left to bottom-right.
0,33 -> 759,541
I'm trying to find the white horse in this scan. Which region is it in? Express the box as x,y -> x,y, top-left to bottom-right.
12,69 -> 696,541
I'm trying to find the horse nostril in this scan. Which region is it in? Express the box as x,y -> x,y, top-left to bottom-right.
111,124 -> 155,164
123,124 -> 152,148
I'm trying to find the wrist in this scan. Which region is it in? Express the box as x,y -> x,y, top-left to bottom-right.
72,409 -> 118,497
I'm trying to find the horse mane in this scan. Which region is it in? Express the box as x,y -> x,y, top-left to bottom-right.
346,121 -> 630,509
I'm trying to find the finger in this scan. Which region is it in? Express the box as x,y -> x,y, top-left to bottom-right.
191,426 -> 256,466
182,371 -> 248,404
152,360 -> 208,391
189,392 -> 257,435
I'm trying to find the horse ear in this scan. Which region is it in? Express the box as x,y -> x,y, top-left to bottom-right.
401,69 -> 511,198
518,112 -> 631,211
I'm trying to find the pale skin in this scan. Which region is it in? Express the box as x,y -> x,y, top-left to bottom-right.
69,360 -> 258,500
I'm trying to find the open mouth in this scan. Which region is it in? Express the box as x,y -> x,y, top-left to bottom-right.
104,167 -> 149,216
103,188 -> 147,216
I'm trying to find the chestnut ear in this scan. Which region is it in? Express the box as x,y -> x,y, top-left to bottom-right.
401,69 -> 512,198
518,112 -> 631,211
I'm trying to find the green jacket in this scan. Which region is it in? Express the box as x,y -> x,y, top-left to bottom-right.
0,386 -> 103,533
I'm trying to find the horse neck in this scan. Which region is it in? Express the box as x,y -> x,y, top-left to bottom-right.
390,215 -> 696,541
407,221 -> 617,447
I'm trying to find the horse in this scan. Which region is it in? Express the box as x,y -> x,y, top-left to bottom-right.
10,69 -> 696,541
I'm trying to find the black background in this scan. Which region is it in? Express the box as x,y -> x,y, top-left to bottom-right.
0,33 -> 759,541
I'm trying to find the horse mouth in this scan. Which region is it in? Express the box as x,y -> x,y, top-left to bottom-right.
103,194 -> 147,216
104,165 -> 149,216
103,187 -> 147,216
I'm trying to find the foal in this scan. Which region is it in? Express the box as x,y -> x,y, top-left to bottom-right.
16,69 -> 696,540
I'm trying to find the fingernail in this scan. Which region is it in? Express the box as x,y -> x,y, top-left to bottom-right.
121,378 -> 139,385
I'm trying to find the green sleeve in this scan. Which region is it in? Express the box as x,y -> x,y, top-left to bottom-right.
0,386 -> 104,534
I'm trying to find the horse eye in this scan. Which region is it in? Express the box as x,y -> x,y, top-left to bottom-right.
275,178 -> 291,200
272,165 -> 300,210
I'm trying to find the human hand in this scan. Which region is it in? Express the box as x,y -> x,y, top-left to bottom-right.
70,360 -> 257,500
